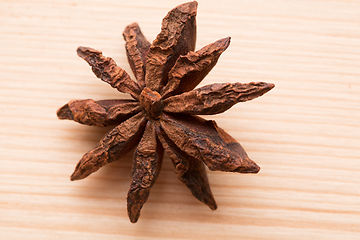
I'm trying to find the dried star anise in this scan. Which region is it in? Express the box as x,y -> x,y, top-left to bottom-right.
57,1 -> 274,223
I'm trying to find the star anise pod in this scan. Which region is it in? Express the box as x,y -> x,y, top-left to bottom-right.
57,1 -> 274,223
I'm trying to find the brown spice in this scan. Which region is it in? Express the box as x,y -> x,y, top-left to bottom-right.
57,1 -> 274,223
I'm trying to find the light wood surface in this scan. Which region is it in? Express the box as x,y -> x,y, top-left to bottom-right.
1,0 -> 360,239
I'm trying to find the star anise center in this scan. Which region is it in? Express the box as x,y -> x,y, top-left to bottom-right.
139,87 -> 164,119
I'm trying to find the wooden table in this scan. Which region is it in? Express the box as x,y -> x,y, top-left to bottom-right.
1,0 -> 359,239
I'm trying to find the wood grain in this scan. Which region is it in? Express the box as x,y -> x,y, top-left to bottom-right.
1,0 -> 359,239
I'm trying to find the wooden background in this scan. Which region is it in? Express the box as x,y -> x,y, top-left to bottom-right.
1,0 -> 359,239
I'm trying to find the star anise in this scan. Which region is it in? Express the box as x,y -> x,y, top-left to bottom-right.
57,1 -> 274,223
